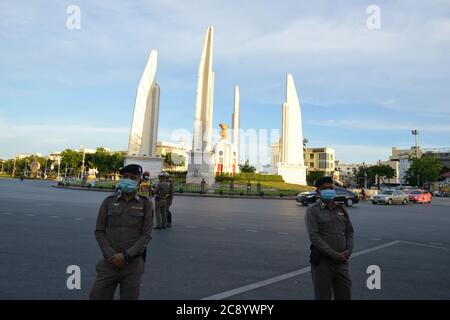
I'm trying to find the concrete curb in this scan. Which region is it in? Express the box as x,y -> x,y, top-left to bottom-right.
52,185 -> 297,200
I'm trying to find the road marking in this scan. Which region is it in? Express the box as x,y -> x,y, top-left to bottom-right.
25,214 -> 35,217
429,242 -> 443,246
201,240 -> 401,300
368,237 -> 382,241
1,212 -> 12,215
74,218 -> 84,221
277,232 -> 289,235
215,227 -> 226,230
49,216 -> 59,218
399,241 -> 450,251
246,229 -> 258,233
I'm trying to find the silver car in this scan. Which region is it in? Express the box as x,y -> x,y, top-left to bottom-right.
372,190 -> 409,205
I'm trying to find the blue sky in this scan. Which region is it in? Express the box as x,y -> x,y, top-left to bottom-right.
0,0 -> 449,164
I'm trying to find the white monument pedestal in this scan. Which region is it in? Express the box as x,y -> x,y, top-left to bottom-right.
124,156 -> 164,179
276,163 -> 307,186
186,152 -> 215,186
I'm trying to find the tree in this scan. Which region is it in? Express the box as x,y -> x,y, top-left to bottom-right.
356,164 -> 395,188
92,147 -> 113,176
405,155 -> 442,187
371,164 -> 396,189
306,170 -> 324,186
61,149 -> 82,175
239,160 -> 256,173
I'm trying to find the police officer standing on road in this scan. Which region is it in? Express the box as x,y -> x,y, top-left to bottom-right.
165,172 -> 175,228
89,164 -> 153,300
154,172 -> 170,229
305,176 -> 354,300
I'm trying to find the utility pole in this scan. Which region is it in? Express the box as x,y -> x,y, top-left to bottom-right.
412,129 -> 420,157
12,156 -> 17,177
80,145 -> 86,179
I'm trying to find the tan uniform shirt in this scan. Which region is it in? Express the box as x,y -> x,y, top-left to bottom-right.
155,181 -> 170,200
305,200 -> 354,261
95,193 -> 153,260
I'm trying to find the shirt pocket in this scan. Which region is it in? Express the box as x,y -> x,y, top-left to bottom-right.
124,208 -> 144,228
106,207 -> 122,227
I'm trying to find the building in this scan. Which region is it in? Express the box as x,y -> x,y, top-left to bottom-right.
423,148 -> 450,168
304,147 -> 336,177
389,146 -> 422,185
271,144 -> 337,179
156,140 -> 191,171
335,162 -> 361,186
378,160 -> 400,185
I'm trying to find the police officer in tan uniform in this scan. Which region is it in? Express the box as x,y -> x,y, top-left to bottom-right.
305,176 -> 354,300
165,173 -> 175,228
89,164 -> 153,300
154,172 -> 170,229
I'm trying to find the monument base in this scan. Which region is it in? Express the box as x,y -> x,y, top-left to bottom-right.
124,156 -> 164,179
276,163 -> 307,186
186,152 -> 215,186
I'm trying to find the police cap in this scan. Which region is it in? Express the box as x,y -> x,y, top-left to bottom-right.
315,176 -> 334,188
119,164 -> 143,176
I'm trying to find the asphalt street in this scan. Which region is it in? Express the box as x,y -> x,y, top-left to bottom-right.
0,178 -> 449,300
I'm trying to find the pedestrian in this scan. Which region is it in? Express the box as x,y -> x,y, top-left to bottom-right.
200,178 -> 206,194
256,181 -> 262,194
360,188 -> 366,201
89,164 -> 153,300
246,181 -> 252,194
154,172 -> 170,229
305,176 -> 354,300
138,171 -> 152,200
165,173 -> 175,228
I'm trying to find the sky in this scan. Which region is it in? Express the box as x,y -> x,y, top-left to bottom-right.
0,0 -> 449,165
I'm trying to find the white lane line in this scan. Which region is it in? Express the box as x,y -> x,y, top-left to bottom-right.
277,232 -> 289,235
215,227 -> 226,230
74,218 -> 84,221
399,241 -> 450,251
49,216 -> 59,218
368,238 -> 382,241
201,240 -> 401,300
1,212 -> 12,215
246,229 -> 258,233
25,214 -> 35,217
429,242 -> 443,246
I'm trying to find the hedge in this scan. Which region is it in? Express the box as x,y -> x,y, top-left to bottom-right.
215,172 -> 284,183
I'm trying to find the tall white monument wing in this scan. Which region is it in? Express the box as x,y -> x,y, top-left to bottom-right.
128,50 -> 160,157
232,85 -> 240,166
193,26 -> 214,154
187,26 -> 216,186
277,74 -> 306,185
281,74 -> 304,165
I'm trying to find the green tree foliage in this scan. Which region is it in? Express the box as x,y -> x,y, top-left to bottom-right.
306,170 -> 325,186
239,159 -> 256,173
61,149 -> 82,172
405,155 -> 442,187
356,164 -> 396,188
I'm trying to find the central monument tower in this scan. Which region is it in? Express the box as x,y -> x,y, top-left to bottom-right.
186,26 -> 216,186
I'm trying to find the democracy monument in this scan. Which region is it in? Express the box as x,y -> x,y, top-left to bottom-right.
124,26 -> 306,186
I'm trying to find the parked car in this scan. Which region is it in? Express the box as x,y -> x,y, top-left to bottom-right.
408,190 -> 433,203
372,190 -> 408,205
296,187 -> 359,207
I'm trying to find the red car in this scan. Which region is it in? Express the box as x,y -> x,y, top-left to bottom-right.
408,190 -> 432,203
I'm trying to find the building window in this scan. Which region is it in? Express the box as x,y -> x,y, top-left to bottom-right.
319,153 -> 327,161
310,154 -> 314,160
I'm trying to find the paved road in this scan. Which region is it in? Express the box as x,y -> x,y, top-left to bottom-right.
0,178 -> 449,300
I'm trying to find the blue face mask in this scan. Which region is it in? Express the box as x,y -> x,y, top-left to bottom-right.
118,178 -> 138,193
320,189 -> 336,202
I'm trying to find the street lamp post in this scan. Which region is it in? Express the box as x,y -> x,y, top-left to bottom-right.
411,129 -> 420,157
12,156 -> 17,177
57,158 -> 61,180
80,145 -> 86,179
